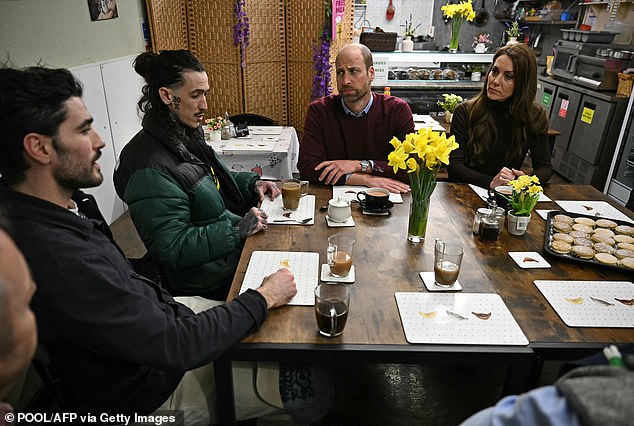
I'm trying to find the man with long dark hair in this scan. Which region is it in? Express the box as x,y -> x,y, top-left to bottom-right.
114,50 -> 280,300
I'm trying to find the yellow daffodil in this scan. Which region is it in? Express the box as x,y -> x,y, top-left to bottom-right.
388,146 -> 408,174
406,158 -> 418,173
502,175 -> 543,216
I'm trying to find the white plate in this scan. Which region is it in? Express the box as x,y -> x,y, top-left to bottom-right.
320,264 -> 355,283
508,251 -> 551,269
325,215 -> 355,227
419,271 -> 462,292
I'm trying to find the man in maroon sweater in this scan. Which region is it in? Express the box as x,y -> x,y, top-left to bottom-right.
298,43 -> 414,193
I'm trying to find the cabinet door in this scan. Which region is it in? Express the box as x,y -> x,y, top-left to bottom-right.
568,95 -> 613,165
536,80 -> 557,117
549,87 -> 582,151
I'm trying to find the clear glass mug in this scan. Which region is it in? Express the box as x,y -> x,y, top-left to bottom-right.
327,234 -> 355,278
280,179 -> 308,210
315,283 -> 350,337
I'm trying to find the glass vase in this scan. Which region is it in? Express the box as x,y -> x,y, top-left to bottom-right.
449,18 -> 463,52
407,196 -> 431,243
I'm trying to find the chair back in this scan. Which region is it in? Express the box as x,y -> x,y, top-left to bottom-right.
229,113 -> 277,127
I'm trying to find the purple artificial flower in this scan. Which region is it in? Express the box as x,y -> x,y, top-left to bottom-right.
233,0 -> 250,67
312,27 -> 332,100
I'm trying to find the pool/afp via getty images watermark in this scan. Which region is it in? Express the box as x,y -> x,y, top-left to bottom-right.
0,409 -> 184,425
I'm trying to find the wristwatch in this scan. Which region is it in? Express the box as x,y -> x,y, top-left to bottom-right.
360,160 -> 371,174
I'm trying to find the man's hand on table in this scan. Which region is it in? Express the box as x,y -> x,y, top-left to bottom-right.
257,268 -> 297,309
255,180 -> 281,201
314,160 -> 360,185
346,173 -> 411,194
237,207 -> 269,238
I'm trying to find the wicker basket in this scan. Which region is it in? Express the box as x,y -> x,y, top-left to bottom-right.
360,32 -> 397,52
617,73 -> 634,98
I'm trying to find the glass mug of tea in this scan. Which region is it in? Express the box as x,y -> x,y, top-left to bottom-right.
327,234 -> 355,278
315,283 -> 350,337
434,240 -> 463,287
280,178 -> 309,210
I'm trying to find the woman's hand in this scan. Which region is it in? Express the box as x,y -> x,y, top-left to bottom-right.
490,167 -> 526,189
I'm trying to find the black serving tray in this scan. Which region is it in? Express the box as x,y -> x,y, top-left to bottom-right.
543,210 -> 634,273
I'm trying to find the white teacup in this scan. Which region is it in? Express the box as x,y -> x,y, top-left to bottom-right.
328,198 -> 351,223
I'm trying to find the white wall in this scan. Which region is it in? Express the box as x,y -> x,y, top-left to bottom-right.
0,0 -> 146,68
355,0 -> 434,37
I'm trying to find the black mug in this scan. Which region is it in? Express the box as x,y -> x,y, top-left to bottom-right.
357,188 -> 390,210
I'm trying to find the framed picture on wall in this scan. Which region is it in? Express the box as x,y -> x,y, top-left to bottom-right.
87,0 -> 118,21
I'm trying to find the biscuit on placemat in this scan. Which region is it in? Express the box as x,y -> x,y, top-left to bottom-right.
550,240 -> 572,255
595,219 -> 618,229
571,246 -> 594,259
615,225 -> 634,236
620,257 -> 634,269
594,252 -> 618,265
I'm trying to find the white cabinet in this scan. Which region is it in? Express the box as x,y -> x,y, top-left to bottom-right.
71,55 -> 143,224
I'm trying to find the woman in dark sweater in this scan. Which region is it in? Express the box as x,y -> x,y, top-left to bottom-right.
448,43 -> 552,189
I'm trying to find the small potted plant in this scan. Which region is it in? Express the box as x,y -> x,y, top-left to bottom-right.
497,175 -> 543,235
401,14 -> 421,52
505,20 -> 522,45
204,116 -> 227,142
472,33 -> 492,53
437,93 -> 463,123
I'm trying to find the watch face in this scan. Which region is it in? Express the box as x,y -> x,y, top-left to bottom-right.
361,160 -> 370,172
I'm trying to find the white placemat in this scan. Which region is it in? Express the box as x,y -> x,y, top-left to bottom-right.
222,137 -> 277,153
239,251 -> 319,305
261,195 -> 315,225
394,293 -> 528,345
554,200 -> 634,223
508,252 -> 551,269
412,114 -> 446,132
536,209 -> 557,220
332,185 -> 403,204
469,184 -> 551,203
249,126 -> 283,135
534,280 -> 634,328
419,271 -> 462,291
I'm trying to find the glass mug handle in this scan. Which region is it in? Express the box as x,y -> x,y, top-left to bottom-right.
300,180 -> 309,197
328,306 -> 337,336
327,245 -> 336,268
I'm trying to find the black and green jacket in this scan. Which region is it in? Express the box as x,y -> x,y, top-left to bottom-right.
114,111 -> 259,297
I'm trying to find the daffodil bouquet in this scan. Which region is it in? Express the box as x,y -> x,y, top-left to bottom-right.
499,175 -> 543,217
388,128 -> 459,242
441,0 -> 476,51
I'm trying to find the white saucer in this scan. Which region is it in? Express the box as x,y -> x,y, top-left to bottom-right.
419,271 -> 462,292
320,264 -> 355,283
325,215 -> 355,227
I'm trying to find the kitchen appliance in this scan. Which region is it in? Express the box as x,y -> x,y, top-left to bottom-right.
551,40 -> 634,91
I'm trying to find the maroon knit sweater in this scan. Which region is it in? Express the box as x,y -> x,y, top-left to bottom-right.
298,93 -> 415,185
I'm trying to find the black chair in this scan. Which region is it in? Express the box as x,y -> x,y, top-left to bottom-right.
229,113 -> 277,127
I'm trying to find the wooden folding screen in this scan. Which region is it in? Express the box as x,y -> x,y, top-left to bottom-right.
145,0 -> 353,132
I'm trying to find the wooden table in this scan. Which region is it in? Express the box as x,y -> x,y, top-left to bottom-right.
216,183 -> 634,423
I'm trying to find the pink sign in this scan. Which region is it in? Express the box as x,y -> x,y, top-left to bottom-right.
332,0 -> 345,41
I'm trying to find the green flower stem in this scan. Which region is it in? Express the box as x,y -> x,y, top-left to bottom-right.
407,165 -> 440,239
450,18 -> 463,50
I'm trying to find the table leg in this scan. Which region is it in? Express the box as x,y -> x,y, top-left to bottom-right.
215,354 -> 236,425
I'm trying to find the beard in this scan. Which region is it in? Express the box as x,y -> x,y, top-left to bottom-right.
340,83 -> 370,105
52,137 -> 103,190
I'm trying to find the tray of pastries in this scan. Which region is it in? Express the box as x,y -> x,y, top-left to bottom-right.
544,211 -> 634,272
